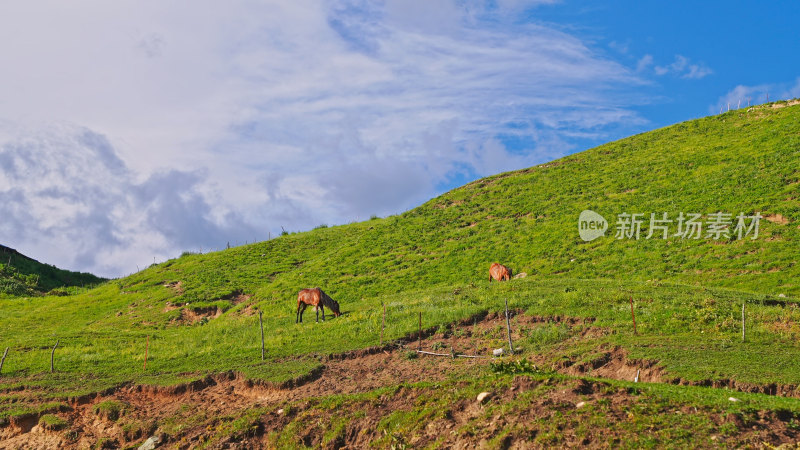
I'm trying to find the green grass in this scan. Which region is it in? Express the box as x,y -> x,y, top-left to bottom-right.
38,413 -> 69,430
1,277 -> 799,422
1,102 -> 800,434
93,399 -> 128,421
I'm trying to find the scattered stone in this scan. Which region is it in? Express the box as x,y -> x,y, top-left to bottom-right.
575,401 -> 586,409
513,272 -> 527,279
138,435 -> 162,450
492,348 -> 504,357
477,392 -> 492,403
728,397 -> 740,403
276,408 -> 284,415
779,293 -> 787,298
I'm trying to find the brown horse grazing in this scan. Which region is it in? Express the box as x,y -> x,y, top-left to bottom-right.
489,263 -> 512,282
296,287 -> 341,323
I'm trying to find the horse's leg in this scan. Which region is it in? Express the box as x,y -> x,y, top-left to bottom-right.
321,304 -> 325,322
315,305 -> 319,323
296,302 -> 300,324
299,303 -> 307,323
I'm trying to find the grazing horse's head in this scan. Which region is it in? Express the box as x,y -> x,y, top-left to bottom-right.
329,298 -> 342,317
320,290 -> 341,317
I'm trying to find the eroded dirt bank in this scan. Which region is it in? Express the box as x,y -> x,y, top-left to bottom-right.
2,312 -> 800,448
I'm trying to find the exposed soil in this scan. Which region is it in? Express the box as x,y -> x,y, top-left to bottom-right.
769,99 -> 800,109
765,213 -> 790,225
164,306 -> 224,325
163,281 -> 184,295
218,290 -> 252,305
3,312 -> 800,448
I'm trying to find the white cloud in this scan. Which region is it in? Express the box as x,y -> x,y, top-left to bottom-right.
652,54 -> 712,79
0,0 -> 648,277
0,123 -> 259,276
636,54 -> 653,72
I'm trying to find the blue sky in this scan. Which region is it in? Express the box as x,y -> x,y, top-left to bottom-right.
555,1 -> 800,125
0,1 -> 798,277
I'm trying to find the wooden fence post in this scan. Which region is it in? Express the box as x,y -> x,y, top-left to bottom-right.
505,299 -> 515,355
259,311 -> 266,361
418,312 -> 422,351
143,336 -> 150,371
0,347 -> 8,375
50,340 -> 59,373
741,301 -> 746,343
381,303 -> 386,346
630,297 -> 638,335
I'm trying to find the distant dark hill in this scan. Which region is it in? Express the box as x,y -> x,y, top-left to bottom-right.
0,244 -> 105,296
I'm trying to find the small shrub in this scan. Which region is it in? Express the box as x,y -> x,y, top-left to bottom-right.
370,215 -> 380,220
313,224 -> 328,230
490,358 -> 540,375
46,287 -> 71,297
38,414 -> 68,430
404,350 -> 419,360
180,251 -> 198,258
93,400 -> 128,421
64,428 -> 80,441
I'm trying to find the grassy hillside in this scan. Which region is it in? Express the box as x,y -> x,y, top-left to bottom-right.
0,245 -> 105,297
2,101 -> 800,446
121,99 -> 798,307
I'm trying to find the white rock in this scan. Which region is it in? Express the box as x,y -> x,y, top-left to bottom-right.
139,435 -> 162,450
477,392 -> 492,403
276,408 -> 284,415
492,348 -> 504,357
575,401 -> 586,409
779,293 -> 787,298
728,397 -> 740,403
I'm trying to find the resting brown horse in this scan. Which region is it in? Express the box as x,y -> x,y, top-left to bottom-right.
296,287 -> 341,323
489,263 -> 512,282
